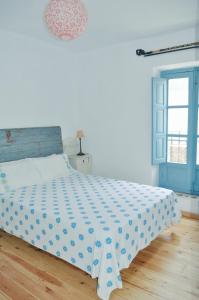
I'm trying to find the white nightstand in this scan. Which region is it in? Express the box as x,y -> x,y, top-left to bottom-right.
68,153 -> 92,174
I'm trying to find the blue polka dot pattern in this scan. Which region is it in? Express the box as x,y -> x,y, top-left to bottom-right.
95,240 -> 102,248
107,280 -> 113,287
0,168 -> 10,193
93,259 -> 99,266
107,267 -> 112,273
79,234 -> 84,240
88,227 -> 94,234
121,248 -> 126,255
63,228 -> 68,235
106,253 -> 112,259
87,246 -> 92,253
106,237 -> 112,244
0,164 -> 181,300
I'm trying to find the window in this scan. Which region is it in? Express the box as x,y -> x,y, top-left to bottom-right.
167,136 -> 187,164
168,78 -> 189,106
152,67 -> 199,194
167,77 -> 189,164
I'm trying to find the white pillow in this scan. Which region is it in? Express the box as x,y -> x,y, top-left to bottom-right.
0,154 -> 70,194
30,154 -> 70,182
0,158 -> 42,193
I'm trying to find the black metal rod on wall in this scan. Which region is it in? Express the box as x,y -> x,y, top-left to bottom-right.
136,42 -> 199,57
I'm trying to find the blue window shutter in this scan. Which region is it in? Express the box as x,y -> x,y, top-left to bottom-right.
152,78 -> 167,165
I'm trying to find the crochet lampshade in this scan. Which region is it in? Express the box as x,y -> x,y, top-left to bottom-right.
45,0 -> 88,40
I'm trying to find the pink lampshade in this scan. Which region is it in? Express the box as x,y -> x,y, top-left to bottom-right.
45,0 -> 88,41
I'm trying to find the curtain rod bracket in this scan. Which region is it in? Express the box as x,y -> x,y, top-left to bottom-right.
136,42 -> 199,57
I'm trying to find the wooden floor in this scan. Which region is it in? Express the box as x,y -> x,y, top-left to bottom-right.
0,217 -> 199,300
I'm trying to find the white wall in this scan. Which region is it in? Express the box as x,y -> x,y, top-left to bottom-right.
75,27 -> 198,185
0,26 -> 198,188
177,193 -> 199,215
196,24 -> 199,60
0,29 -> 78,139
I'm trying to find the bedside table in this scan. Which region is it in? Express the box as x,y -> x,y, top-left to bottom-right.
68,153 -> 92,174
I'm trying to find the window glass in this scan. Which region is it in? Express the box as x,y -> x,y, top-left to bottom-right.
197,138 -> 199,165
168,108 -> 188,135
168,78 -> 189,106
167,137 -> 187,164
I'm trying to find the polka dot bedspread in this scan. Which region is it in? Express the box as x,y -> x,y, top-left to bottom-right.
0,170 -> 181,299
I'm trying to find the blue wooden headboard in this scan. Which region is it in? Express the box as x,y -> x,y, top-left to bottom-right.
0,126 -> 63,163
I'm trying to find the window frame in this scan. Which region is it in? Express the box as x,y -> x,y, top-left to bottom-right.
195,69 -> 199,166
158,67 -> 199,194
161,68 -> 195,167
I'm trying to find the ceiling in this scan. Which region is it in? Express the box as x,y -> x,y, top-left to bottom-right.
0,0 -> 198,52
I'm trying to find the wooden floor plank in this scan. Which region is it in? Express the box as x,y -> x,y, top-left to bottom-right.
0,217 -> 198,300
0,257 -> 60,300
0,272 -> 36,300
0,239 -> 99,300
0,291 -> 11,300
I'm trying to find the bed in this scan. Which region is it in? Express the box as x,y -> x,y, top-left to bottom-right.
0,126 -> 181,300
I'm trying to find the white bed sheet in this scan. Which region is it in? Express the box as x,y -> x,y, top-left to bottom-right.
0,170 -> 181,299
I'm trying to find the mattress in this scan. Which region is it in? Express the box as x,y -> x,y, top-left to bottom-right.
0,171 -> 181,299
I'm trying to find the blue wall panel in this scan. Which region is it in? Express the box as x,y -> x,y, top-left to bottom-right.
0,126 -> 63,163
